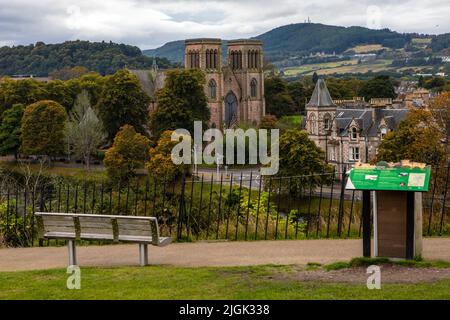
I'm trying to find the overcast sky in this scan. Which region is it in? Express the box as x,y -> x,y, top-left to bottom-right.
1,0 -> 449,49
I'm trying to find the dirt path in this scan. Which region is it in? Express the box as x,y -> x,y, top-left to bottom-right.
274,265 -> 450,284
0,238 -> 449,272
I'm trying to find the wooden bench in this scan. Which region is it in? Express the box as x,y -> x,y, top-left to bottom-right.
35,212 -> 171,267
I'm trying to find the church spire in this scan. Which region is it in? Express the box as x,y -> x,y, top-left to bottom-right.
307,78 -> 335,107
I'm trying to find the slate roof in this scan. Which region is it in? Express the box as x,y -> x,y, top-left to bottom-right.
307,79 -> 335,107
335,108 -> 408,137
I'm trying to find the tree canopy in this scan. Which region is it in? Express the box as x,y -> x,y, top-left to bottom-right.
103,125 -> 151,183
0,40 -> 176,76
150,69 -> 210,137
97,69 -> 150,142
20,100 -> 67,156
358,75 -> 396,101
0,103 -> 24,157
376,108 -> 447,166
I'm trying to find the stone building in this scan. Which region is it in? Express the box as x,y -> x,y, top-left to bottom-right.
185,38 -> 265,128
304,79 -> 408,172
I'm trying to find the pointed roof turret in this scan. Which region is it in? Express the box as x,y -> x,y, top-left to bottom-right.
307,79 -> 335,107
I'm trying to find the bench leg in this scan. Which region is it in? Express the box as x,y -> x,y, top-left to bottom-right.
68,240 -> 77,266
139,244 -> 148,266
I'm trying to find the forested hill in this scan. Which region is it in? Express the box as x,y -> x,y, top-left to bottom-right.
0,40 -> 176,77
254,23 -> 412,60
144,23 -> 448,64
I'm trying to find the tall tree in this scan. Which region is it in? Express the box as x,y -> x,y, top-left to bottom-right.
97,69 -> 150,142
0,104 -> 24,158
358,75 -> 396,101
264,76 -> 296,118
20,100 -> 67,156
104,125 -> 151,183
273,129 -> 331,192
376,108 -> 446,166
149,69 -> 209,137
146,130 -> 189,180
66,91 -> 105,169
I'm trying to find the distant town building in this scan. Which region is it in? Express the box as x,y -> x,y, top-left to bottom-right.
304,79 -> 408,172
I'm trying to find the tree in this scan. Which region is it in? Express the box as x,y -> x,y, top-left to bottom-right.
103,125 -> 151,183
274,129 -> 331,192
149,69 -> 209,137
358,75 -> 396,101
264,76 -> 296,118
286,81 -> 307,114
97,69 -> 150,142
0,78 -> 47,114
146,130 -> 189,180
312,72 -> 319,85
50,66 -> 90,80
20,100 -> 67,156
0,104 -> 24,158
259,115 -> 278,129
418,75 -> 425,88
424,76 -> 446,92
66,91 -> 105,169
376,109 -> 446,166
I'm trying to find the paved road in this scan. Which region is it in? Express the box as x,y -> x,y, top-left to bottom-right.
0,238 -> 449,272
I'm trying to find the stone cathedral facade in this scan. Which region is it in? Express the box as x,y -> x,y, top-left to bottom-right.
185,38 -> 266,128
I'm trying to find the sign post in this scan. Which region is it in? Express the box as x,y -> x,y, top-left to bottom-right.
346,162 -> 431,259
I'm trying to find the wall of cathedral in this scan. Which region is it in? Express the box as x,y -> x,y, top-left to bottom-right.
185,39 -> 265,128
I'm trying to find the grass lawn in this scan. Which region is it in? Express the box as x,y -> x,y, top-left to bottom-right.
1,264 -> 449,300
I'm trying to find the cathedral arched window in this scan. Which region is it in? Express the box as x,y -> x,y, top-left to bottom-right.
208,79 -> 217,100
250,78 -> 257,98
206,49 -> 211,69
213,49 -> 218,69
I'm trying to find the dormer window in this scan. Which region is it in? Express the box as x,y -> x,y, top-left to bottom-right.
380,127 -> 387,139
351,127 -> 358,140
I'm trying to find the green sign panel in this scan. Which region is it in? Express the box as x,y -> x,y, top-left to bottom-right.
346,166 -> 431,192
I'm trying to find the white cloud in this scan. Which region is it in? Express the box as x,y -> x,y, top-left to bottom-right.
0,0 -> 449,49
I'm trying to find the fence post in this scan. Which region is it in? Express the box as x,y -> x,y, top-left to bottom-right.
337,166 -> 347,237
177,175 -> 187,241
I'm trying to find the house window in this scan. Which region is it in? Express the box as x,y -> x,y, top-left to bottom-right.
350,147 -> 360,161
351,127 -> 358,140
309,114 -> 316,135
250,78 -> 257,98
380,127 -> 387,139
329,148 -> 336,161
208,79 -> 217,100
324,115 -> 331,131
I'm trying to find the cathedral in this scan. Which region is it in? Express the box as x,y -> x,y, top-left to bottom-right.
185,38 -> 265,128
132,38 -> 265,129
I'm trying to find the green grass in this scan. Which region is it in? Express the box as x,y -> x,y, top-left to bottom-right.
1,264 -> 449,300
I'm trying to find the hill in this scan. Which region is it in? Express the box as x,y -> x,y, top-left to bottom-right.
144,23 -> 448,66
0,40 -> 177,77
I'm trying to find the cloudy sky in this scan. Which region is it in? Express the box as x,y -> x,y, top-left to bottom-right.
1,0 -> 449,49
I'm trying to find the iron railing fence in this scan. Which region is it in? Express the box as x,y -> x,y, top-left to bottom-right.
0,165 -> 448,247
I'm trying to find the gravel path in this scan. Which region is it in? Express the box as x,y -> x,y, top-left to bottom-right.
0,238 -> 449,272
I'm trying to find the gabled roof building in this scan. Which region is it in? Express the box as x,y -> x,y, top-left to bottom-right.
304,79 -> 408,172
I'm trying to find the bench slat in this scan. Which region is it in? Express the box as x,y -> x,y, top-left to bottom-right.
44,231 -> 76,239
